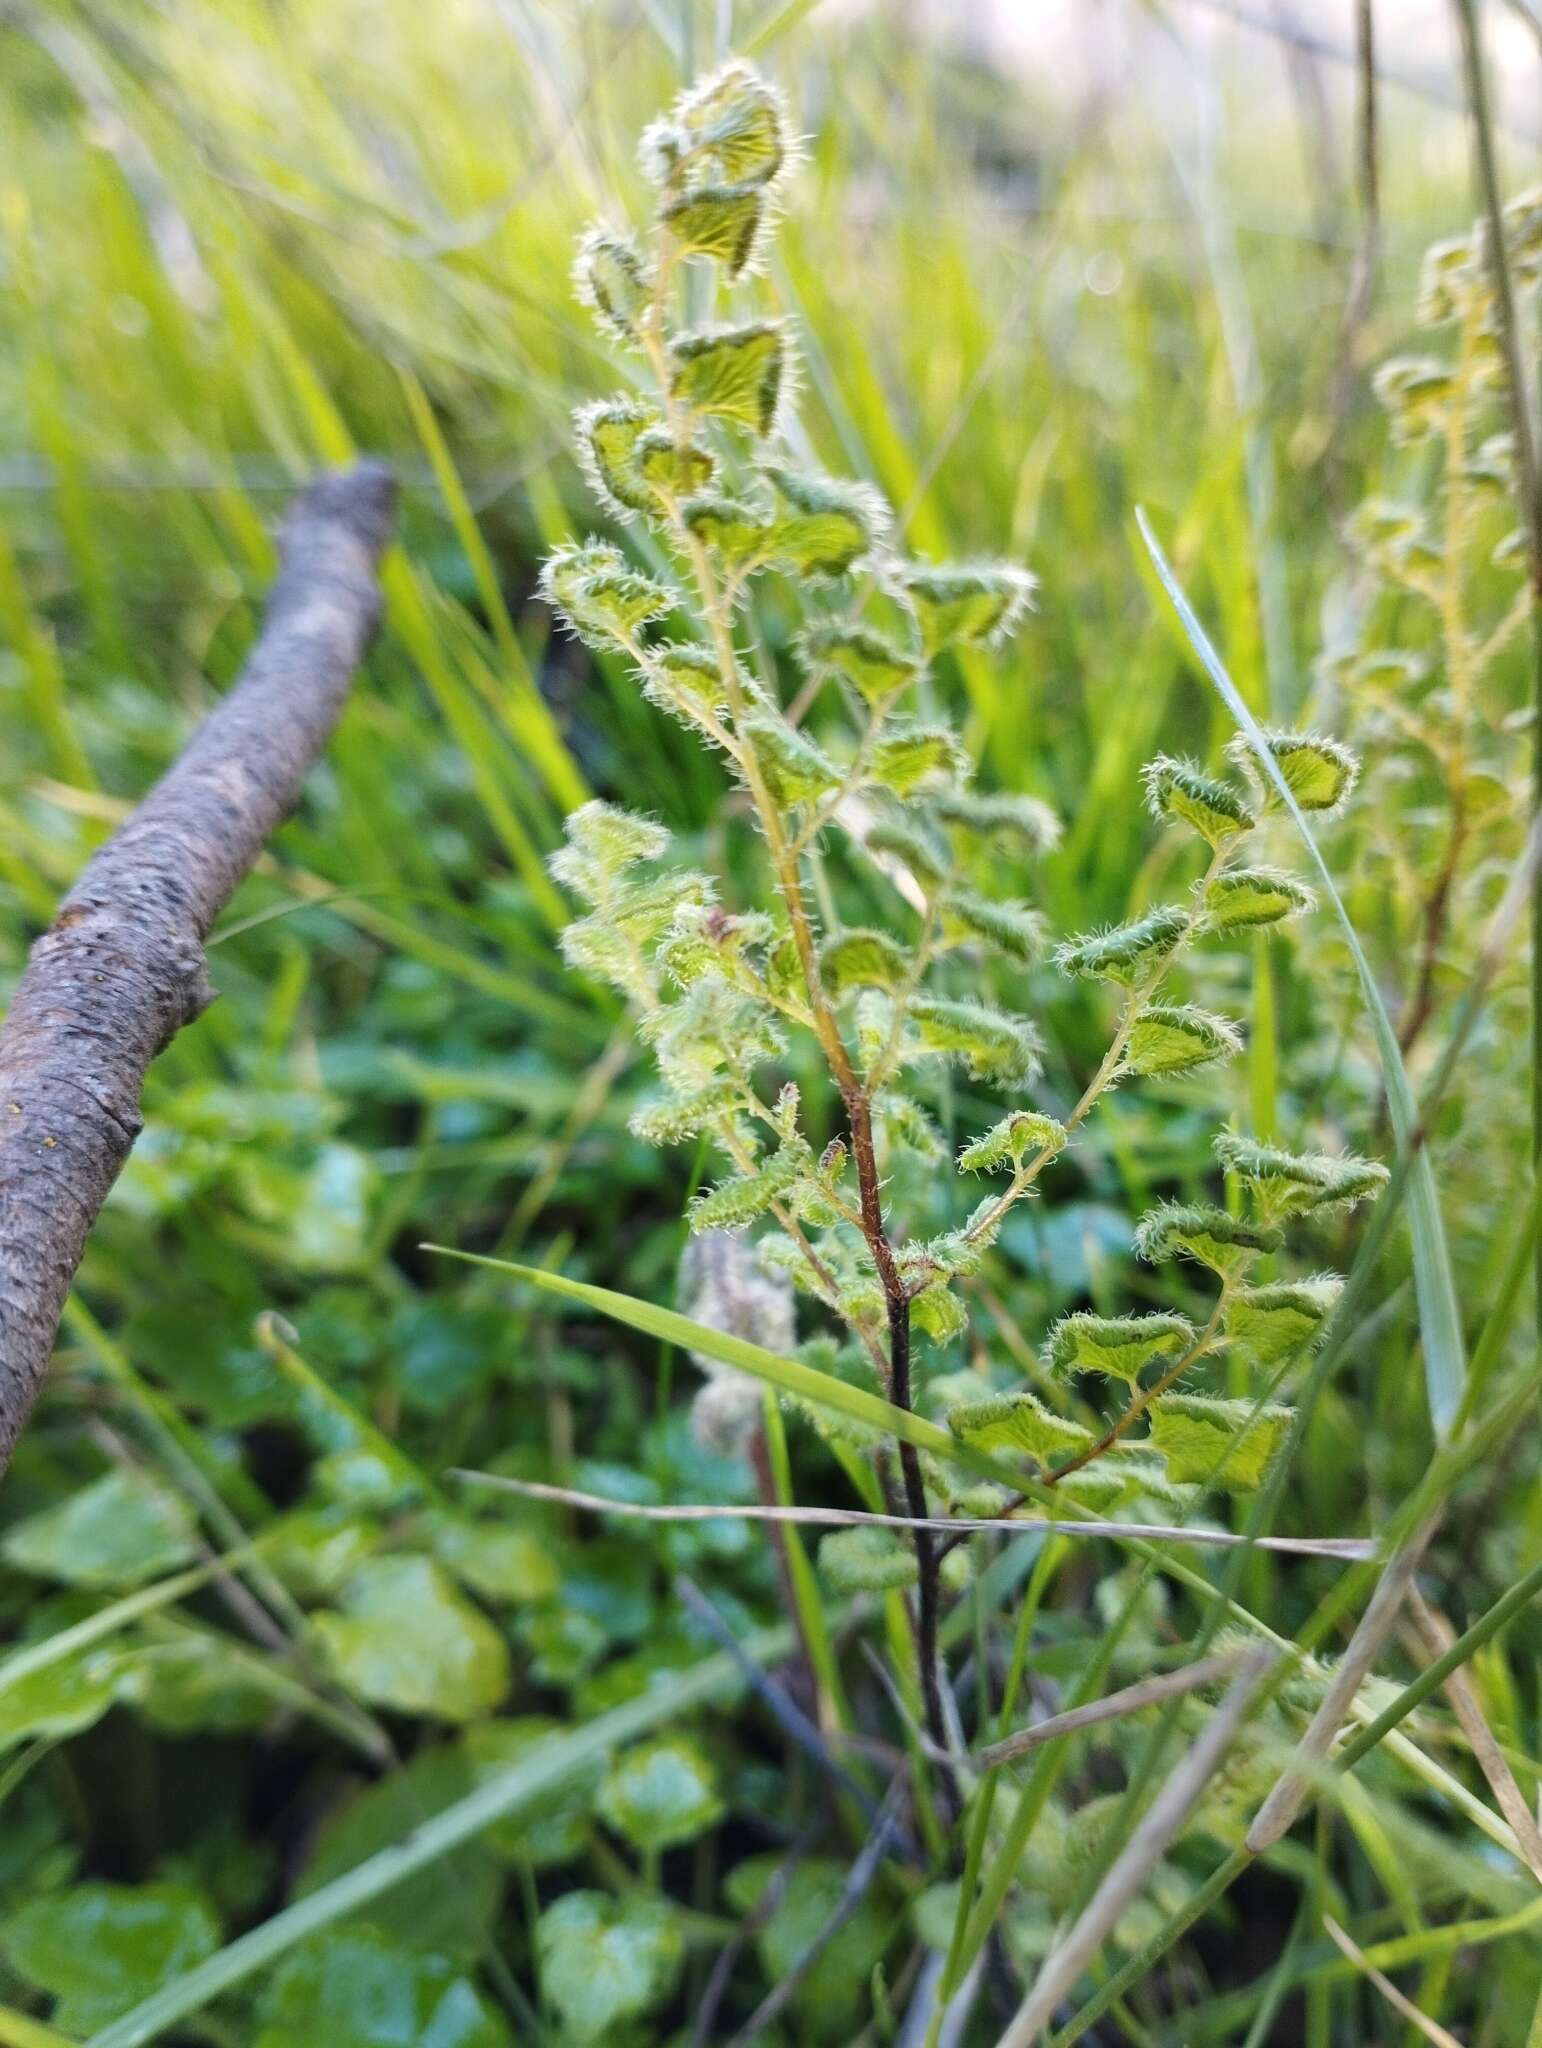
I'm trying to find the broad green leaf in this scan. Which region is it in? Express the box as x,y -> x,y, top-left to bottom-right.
1147,1395 -> 1293,1490
1202,866 -> 1316,932
1,1471 -> 196,1591
1122,1004 -> 1242,1077
254,1929 -> 509,2048
309,1558 -> 509,1723
536,1892 -> 683,2047
1,1883 -> 218,2034
427,1516 -> 560,1605
1045,1312 -> 1196,1386
1055,907 -> 1190,986
947,1390 -> 1093,1467
669,322 -> 786,435
818,1525 -> 919,1594
725,1857 -> 891,2036
116,1634 -> 273,1737
297,1748 -> 501,1959
1141,510 -> 1463,1435
462,1718 -> 603,1868
597,1735 -> 723,1852
0,1648 -> 122,1755
266,1508 -> 381,1602
85,1625 -> 798,2048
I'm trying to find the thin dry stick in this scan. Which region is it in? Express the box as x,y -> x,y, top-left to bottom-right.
0,463 -> 396,1471
995,1649 -> 1274,2048
452,1470 -> 1375,1559
1246,1515 -> 1439,1852
1405,1584 -> 1542,1883
1322,1914 -> 1466,2048
974,1650 -> 1247,1772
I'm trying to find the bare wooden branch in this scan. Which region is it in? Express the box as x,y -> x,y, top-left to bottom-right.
0,462 -> 396,1470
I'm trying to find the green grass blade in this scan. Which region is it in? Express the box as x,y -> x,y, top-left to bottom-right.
1136,507 -> 1467,1436
86,1622 -> 794,2048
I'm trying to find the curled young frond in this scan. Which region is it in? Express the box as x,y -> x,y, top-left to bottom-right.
573,223 -> 654,342
957,1110 -> 1067,1175
540,540 -> 678,650
548,800 -> 671,905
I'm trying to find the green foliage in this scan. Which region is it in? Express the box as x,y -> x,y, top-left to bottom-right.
1,1471 -> 196,1590
1134,1202 -> 1283,1274
1201,865 -> 1316,931
947,1389 -> 1095,1466
255,1930 -> 510,2048
1122,1004 -> 1243,1076
1,1882 -> 219,2033
309,1558 -> 510,1722
597,1735 -> 723,1851
536,1892 -> 684,2046
819,1524 -> 919,1592
0,32 -> 1481,2048
1146,1394 -> 1294,1490
724,1857 -> 893,2038
1046,1311 -> 1196,1385
1055,907 -> 1191,985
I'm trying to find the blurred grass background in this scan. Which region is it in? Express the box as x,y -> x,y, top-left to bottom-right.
0,1 -> 1540,2042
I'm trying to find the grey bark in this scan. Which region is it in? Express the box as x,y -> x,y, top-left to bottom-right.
0,461 -> 396,1471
